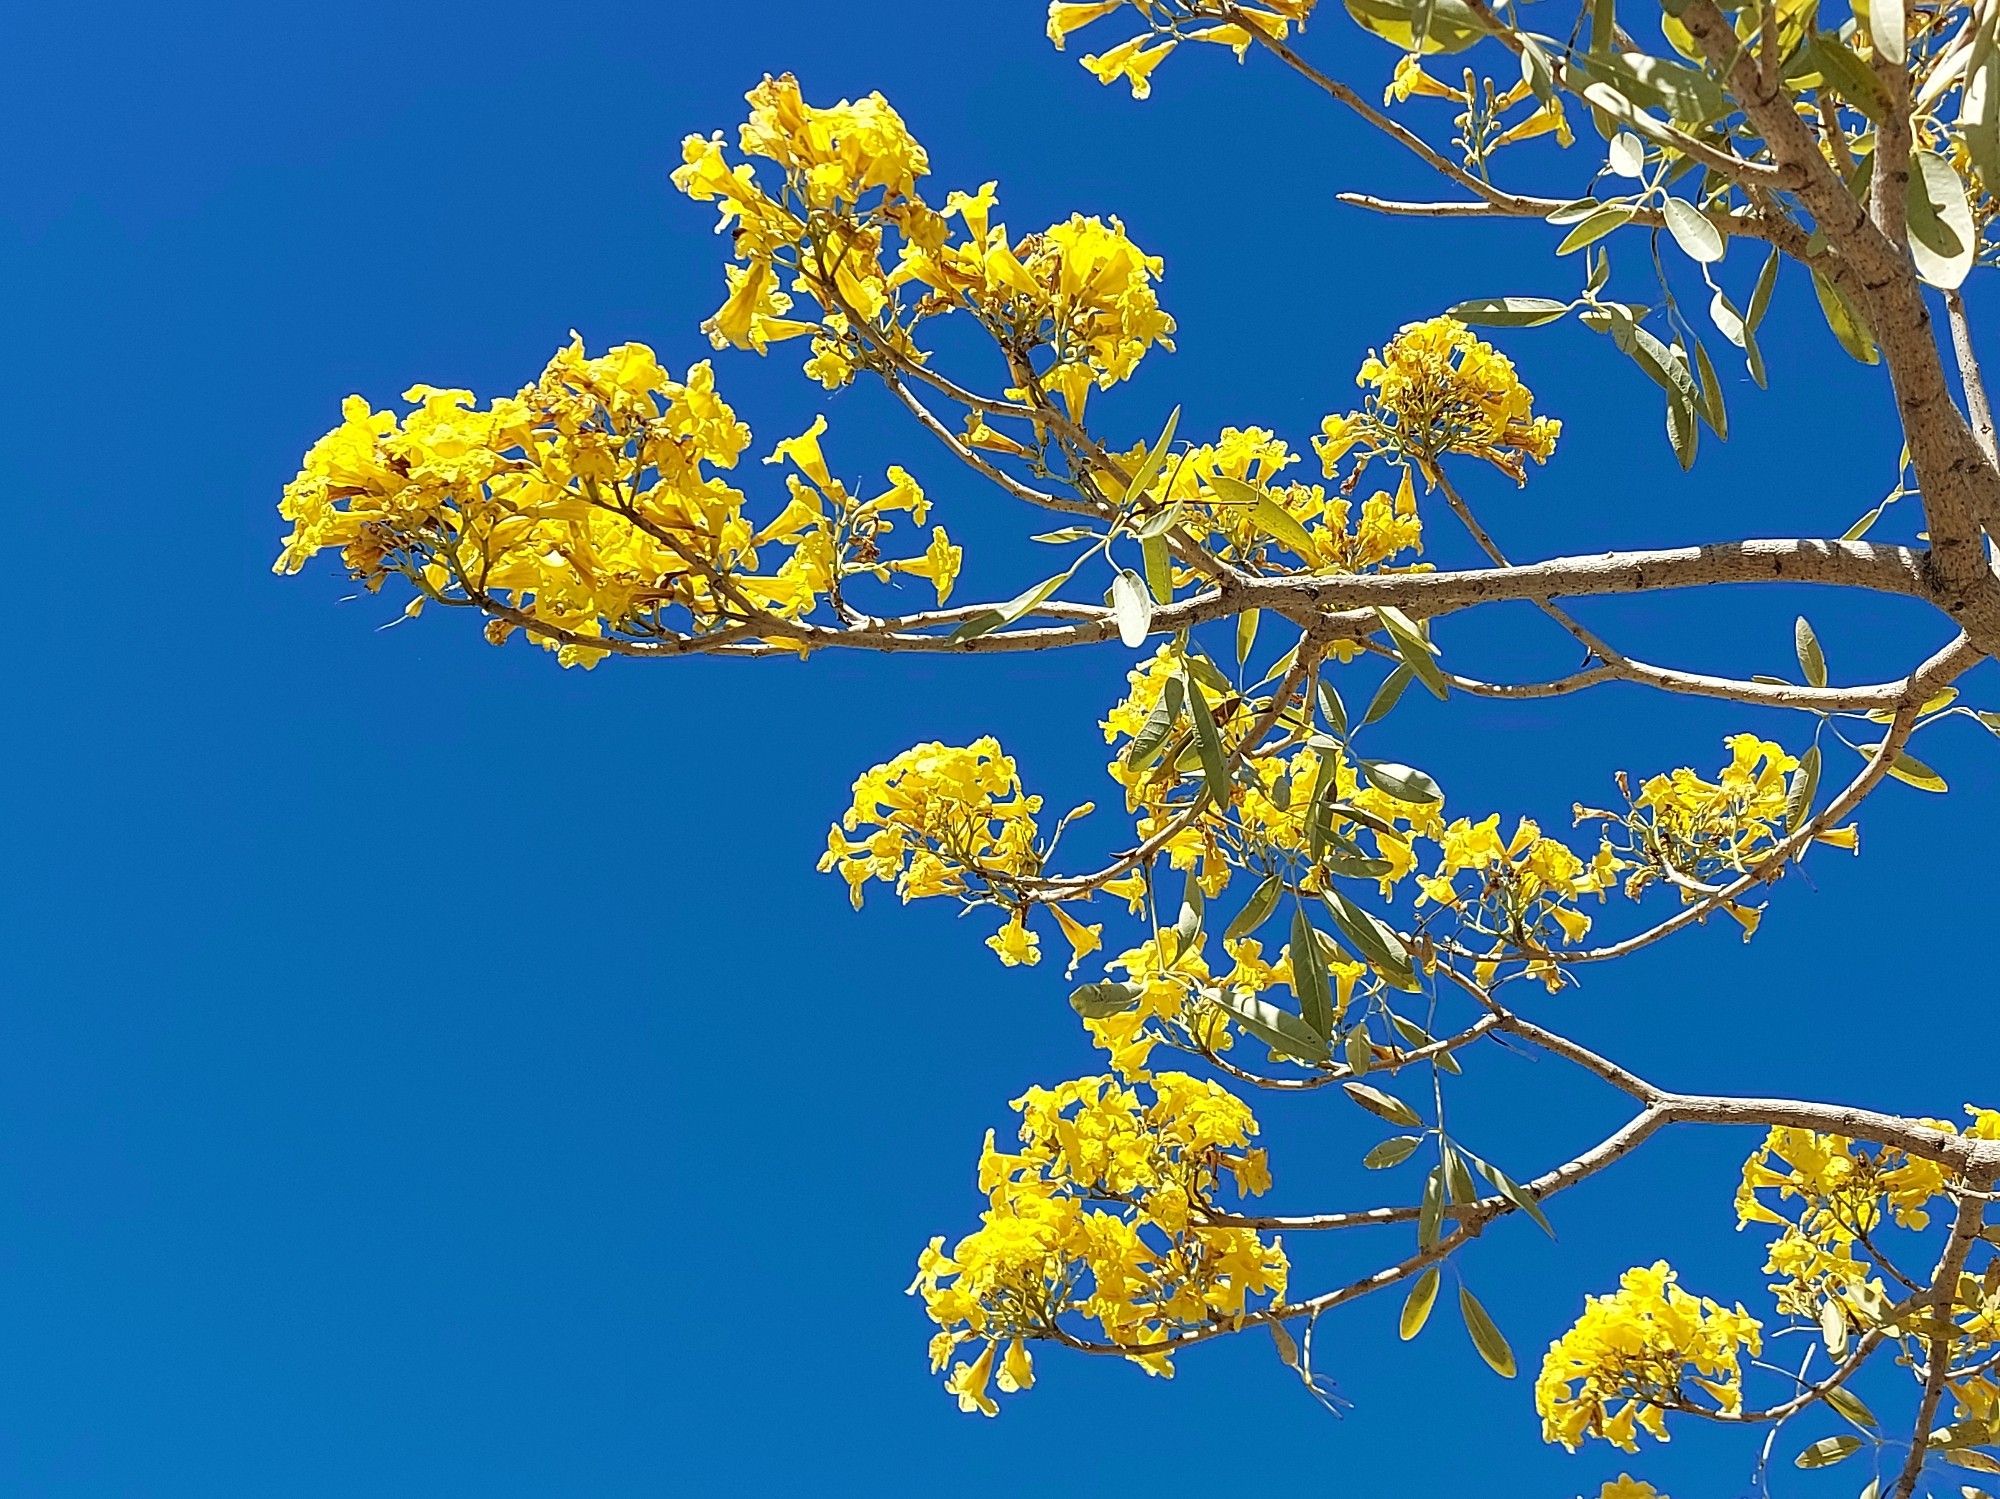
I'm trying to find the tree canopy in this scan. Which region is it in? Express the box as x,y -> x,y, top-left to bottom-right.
275,3 -> 2000,1494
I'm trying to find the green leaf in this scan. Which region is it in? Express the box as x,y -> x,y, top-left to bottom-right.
1607,130 -> 1645,177
1556,204 -> 1636,254
1225,874 -> 1285,944
1802,34 -> 1890,120
1344,1024 -> 1375,1076
1744,246 -> 1780,387
1121,406 -> 1181,506
1235,606 -> 1260,666
1317,677 -> 1349,739
1691,334 -> 1726,439
1029,525 -> 1095,544
1417,1166 -> 1444,1248
1785,744 -> 1822,834
1122,694 -> 1178,771
1908,150 -> 1977,290
1212,988 -> 1328,1063
1374,606 -> 1450,700
1663,197 -> 1725,263
1342,0 -> 1489,53
1183,672 -> 1234,805
1342,1080 -> 1422,1128
1400,1267 -> 1441,1340
1666,380 -> 1699,470
1360,759 -> 1445,805
1470,1154 -> 1555,1237
1211,474 -> 1322,560
1812,269 -> 1879,365
1361,664 -> 1415,728
1069,980 -> 1143,1019
1141,533 -> 1172,605
1871,0 -> 1906,66
1795,616 -> 1827,686
949,569 -> 1073,641
1964,10 -> 2000,196
1292,905 -> 1337,1037
1111,569 -> 1152,648
1888,750 -> 1948,792
1795,1435 -> 1864,1469
1365,1135 -> 1424,1169
1458,1286 -> 1517,1377
1322,886 -> 1420,991
1824,1382 -> 1877,1430
1448,296 -> 1574,327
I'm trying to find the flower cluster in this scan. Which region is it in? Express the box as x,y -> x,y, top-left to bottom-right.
817,737 -> 1103,968
1536,1262 -> 1763,1452
1737,1111 -> 2000,1319
673,75 -> 1174,416
1106,424 -> 1426,576
1317,316 -> 1561,482
1047,1 -> 1322,99
894,197 -> 1175,419
1417,814 -> 1624,981
274,340 -> 953,667
909,1070 -> 1286,1413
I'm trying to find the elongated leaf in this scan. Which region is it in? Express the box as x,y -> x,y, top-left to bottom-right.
949,569 -> 1073,641
1824,1382 -> 1877,1429
1225,874 -> 1285,944
1458,1287 -> 1517,1377
1123,695 -> 1177,771
1872,0 -> 1906,65
1887,750 -> 1948,792
1908,150 -> 1976,290
1795,1435 -> 1863,1469
1448,295 -> 1574,327
1317,677 -> 1349,738
1663,197 -> 1725,262
1795,616 -> 1827,686
1785,744 -> 1822,834
1744,245 -> 1780,387
1365,1135 -> 1424,1169
1417,1166 -> 1444,1248
1965,11 -> 2000,194
1692,335 -> 1727,439
1343,1081 -> 1422,1128
1292,905 -> 1336,1037
1121,406 -> 1181,506
1183,673 -> 1233,805
1557,204 -> 1636,254
1361,664 -> 1415,727
1812,269 -> 1879,364
1469,1153 -> 1555,1237
1374,606 -> 1450,700
1111,569 -> 1152,648
1069,980 -> 1144,1019
1323,887 -> 1420,990
1236,606 -> 1260,666
1360,759 -> 1445,805
1401,1267 -> 1441,1340
1212,988 -> 1328,1063
1141,533 -> 1172,604
1029,525 -> 1094,544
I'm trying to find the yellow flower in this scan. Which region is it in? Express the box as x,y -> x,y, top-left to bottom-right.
986,911 -> 1044,967
1319,316 -> 1560,481
1598,1480 -> 1664,1499
913,1071 -> 1286,1412
1080,36 -> 1178,100
1046,0 -> 1128,48
1537,1262 -> 1762,1453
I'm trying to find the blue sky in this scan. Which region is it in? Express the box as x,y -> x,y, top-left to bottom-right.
3,2 -> 1995,1494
